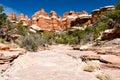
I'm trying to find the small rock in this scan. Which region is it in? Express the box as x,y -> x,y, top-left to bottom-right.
73,45 -> 80,50
0,43 -> 10,50
80,54 -> 100,61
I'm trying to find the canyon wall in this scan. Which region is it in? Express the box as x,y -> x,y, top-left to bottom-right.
8,5 -> 115,31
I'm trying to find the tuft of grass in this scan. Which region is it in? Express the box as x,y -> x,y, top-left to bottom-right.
0,38 -> 5,43
95,72 -> 115,80
82,61 -> 100,72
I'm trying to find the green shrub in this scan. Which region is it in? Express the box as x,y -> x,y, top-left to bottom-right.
20,35 -> 39,51
0,38 -> 5,42
68,37 -> 78,45
16,21 -> 29,36
55,37 -> 65,44
116,0 -> 120,10
41,32 -> 54,45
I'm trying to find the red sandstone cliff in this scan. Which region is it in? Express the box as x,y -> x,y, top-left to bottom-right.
9,13 -> 30,26
8,5 -> 115,31
31,9 -> 89,31
9,13 -> 16,20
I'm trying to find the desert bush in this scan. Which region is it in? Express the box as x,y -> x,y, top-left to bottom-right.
55,37 -> 65,44
116,0 -> 120,10
16,21 -> 29,36
20,32 -> 52,51
95,72 -> 115,80
93,4 -> 120,39
0,38 -> 5,42
81,61 -> 100,72
20,34 -> 39,51
41,32 -> 54,45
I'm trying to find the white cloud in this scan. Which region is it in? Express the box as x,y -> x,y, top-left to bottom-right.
0,4 -> 20,16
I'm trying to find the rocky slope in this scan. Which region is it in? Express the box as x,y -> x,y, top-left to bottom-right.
8,5 -> 115,31
0,40 -> 120,80
1,5 -> 119,80
79,38 -> 120,80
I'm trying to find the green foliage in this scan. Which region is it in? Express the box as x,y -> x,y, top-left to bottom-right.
107,10 -> 120,26
40,32 -> 54,45
0,6 -> 8,26
93,7 -> 120,39
0,6 -> 7,27
16,21 -> 29,36
20,34 -> 39,51
37,28 -> 94,45
1,2 -> 120,52
0,6 -> 3,13
0,6 -> 14,42
116,0 -> 120,10
0,38 -> 5,42
54,34 -> 78,45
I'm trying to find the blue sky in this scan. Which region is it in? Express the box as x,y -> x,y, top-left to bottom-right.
0,0 -> 117,18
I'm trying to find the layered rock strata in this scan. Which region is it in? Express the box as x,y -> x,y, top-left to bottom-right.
8,5 -> 115,31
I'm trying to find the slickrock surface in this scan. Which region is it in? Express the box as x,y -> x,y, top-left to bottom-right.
0,38 -> 120,80
0,50 -> 98,80
100,55 -> 120,65
79,38 -> 120,80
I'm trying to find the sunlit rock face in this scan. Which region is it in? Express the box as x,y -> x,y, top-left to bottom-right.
8,5 -> 115,31
8,10 -> 90,31
91,9 -> 100,23
17,14 -> 30,26
17,13 -> 24,22
31,9 -> 64,31
9,13 -> 16,20
31,9 -> 90,31
63,11 -> 88,20
9,13 -> 31,26
62,11 -> 90,28
32,9 -> 51,30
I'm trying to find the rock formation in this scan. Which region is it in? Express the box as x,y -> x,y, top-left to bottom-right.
31,9 -> 90,31
8,5 -> 115,31
0,43 -> 10,50
17,14 -> 30,26
91,5 -> 115,23
8,13 -> 31,26
97,27 -> 120,41
8,13 -> 16,20
71,15 -> 91,27
31,9 -> 62,31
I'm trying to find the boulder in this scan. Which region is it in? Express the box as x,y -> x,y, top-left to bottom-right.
0,49 -> 26,64
0,43 -> 10,50
73,45 -> 80,50
10,34 -> 21,41
97,27 -> 120,41
30,25 -> 42,31
29,29 -> 37,33
80,43 -> 93,51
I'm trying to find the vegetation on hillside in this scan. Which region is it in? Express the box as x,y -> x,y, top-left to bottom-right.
0,0 -> 120,51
